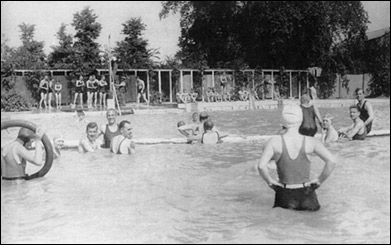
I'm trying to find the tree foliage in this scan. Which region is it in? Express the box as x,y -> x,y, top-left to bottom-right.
71,7 -> 102,74
48,24 -> 75,69
8,23 -> 47,70
115,17 -> 159,69
365,32 -> 390,97
160,1 -> 369,97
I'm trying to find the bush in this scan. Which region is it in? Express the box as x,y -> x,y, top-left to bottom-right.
1,89 -> 31,112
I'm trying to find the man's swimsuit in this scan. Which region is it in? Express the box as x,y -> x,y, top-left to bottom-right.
357,100 -> 372,134
273,135 -> 320,211
102,124 -> 121,148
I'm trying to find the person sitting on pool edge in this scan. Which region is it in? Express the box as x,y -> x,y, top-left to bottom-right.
78,122 -> 100,153
338,105 -> 367,141
110,120 -> 136,154
99,108 -> 121,148
1,127 -> 45,181
257,104 -> 336,211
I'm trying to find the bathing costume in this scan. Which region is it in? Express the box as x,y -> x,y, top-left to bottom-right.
220,76 -> 227,87
137,82 -> 144,94
352,129 -> 367,140
87,80 -> 97,93
357,100 -> 372,134
273,135 -> 320,211
102,124 -> 121,148
54,83 -> 62,94
110,135 -> 131,154
299,105 -> 317,137
39,80 -> 49,94
99,81 -> 108,93
75,80 -> 85,93
201,131 -> 220,144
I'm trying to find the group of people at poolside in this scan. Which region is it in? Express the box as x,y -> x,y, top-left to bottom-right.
39,74 -> 149,110
1,88 -> 376,212
38,75 -> 63,109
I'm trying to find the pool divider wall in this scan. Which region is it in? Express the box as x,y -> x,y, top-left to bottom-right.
57,129 -> 390,148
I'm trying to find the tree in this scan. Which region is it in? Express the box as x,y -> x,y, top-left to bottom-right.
160,1 -> 369,98
10,23 -> 47,69
365,31 -> 390,97
115,17 -> 159,69
48,23 -> 74,69
71,7 -> 102,74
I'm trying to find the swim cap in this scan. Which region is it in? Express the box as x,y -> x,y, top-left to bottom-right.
282,104 -> 303,128
300,94 -> 311,104
177,121 -> 186,127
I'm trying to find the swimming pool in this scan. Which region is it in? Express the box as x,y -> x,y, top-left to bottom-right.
1,106 -> 390,243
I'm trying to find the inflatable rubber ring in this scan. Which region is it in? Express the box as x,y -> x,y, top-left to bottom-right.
1,120 -> 54,180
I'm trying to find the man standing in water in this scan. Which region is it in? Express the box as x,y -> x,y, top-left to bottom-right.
355,88 -> 374,134
258,104 -> 336,211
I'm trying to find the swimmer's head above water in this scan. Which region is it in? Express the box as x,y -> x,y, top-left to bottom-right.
17,128 -> 35,145
282,104 -> 303,128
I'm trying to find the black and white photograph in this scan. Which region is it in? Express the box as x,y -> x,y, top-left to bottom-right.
1,1 -> 390,243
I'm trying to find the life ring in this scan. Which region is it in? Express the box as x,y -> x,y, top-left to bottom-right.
1,120 -> 54,180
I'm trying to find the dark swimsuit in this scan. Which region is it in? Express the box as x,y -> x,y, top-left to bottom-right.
273,136 -> 320,211
299,105 -> 318,137
357,101 -> 372,134
102,124 -> 121,148
75,80 -> 84,93
352,130 -> 367,140
40,81 -> 49,94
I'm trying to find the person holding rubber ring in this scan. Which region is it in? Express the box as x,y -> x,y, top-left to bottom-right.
1,127 -> 45,181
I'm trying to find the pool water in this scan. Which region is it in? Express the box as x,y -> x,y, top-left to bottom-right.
1,107 -> 390,243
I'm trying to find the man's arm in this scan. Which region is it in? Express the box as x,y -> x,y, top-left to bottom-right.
314,106 -> 323,129
129,141 -> 136,154
16,129 -> 44,166
257,137 -> 283,189
78,139 -> 95,153
341,121 -> 364,140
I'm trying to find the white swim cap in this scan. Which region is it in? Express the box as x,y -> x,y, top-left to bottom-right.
282,104 -> 303,128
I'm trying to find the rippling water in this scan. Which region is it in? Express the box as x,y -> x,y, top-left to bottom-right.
2,136 -> 390,243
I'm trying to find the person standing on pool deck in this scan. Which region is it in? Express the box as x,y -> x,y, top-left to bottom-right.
299,94 -> 323,137
355,88 -> 374,134
258,104 -> 336,211
338,105 -> 367,140
74,75 -> 85,108
110,120 -> 136,154
1,127 -> 44,181
54,80 -> 63,109
38,75 -> 49,109
99,108 -> 121,148
136,76 -> 149,105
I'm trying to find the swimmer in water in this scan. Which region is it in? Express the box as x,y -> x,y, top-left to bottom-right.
1,127 -> 45,180
199,120 -> 221,144
110,120 -> 136,154
258,104 -> 336,211
78,122 -> 100,153
52,134 -> 65,159
321,114 -> 339,143
99,109 -> 121,148
338,105 -> 367,140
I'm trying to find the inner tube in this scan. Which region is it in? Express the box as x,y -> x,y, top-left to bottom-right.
1,120 -> 54,180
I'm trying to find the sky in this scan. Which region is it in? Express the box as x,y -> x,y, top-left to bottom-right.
1,1 -> 390,61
